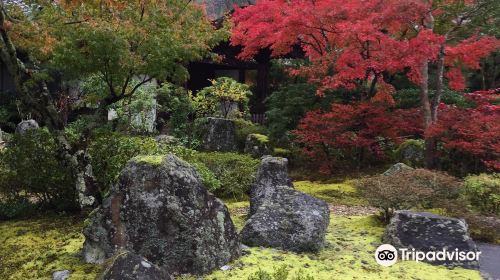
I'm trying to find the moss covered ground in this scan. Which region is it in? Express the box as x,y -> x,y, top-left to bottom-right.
0,180 -> 483,280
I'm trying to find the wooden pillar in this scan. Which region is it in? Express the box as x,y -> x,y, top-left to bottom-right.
254,48 -> 271,114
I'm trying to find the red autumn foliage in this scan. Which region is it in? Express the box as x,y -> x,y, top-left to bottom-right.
231,0 -> 499,94
427,89 -> 500,172
293,101 -> 411,173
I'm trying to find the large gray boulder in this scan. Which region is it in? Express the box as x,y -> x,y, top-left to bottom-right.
382,162 -> 414,176
249,156 -> 292,216
241,186 -> 330,252
82,154 -> 240,275
383,211 -> 480,269
15,119 -> 39,135
98,250 -> 171,280
201,117 -> 238,152
242,156 -> 330,252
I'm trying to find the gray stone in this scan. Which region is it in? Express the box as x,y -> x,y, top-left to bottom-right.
154,134 -> 179,146
99,250 -> 171,280
382,162 -> 414,176
249,156 -> 292,216
201,117 -> 238,152
383,210 -> 479,269
83,154 -> 240,275
52,270 -> 71,280
244,134 -> 270,158
242,156 -> 329,253
241,186 -> 330,253
15,119 -> 39,135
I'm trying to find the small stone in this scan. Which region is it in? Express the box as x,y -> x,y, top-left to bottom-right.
382,163 -> 413,176
15,119 -> 39,135
220,265 -> 231,271
99,250 -> 171,280
52,270 -> 71,280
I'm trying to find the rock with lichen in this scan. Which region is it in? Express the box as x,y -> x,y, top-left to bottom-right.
242,156 -> 330,253
82,154 -> 240,275
15,119 -> 39,135
201,117 -> 238,152
98,250 -> 171,280
242,186 -> 330,253
249,156 -> 292,216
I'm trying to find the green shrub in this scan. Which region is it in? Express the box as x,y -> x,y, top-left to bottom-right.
89,130 -> 222,196
0,129 -> 76,213
464,214 -> 500,244
357,169 -> 462,222
193,77 -> 251,119
156,84 -> 197,142
0,197 -> 38,220
89,131 -> 161,194
234,119 -> 267,150
463,173 -> 499,215
186,152 -> 260,198
394,88 -> 472,109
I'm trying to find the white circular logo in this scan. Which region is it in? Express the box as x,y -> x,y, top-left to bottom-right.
375,244 -> 398,266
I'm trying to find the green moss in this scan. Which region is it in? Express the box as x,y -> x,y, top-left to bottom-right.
132,155 -> 164,166
294,180 -> 368,206
224,199 -> 250,231
0,195 -> 482,280
199,215 -> 481,280
251,134 -> 269,144
0,215 -> 100,280
273,148 -> 291,157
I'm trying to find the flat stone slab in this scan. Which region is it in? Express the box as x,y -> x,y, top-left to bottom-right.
383,211 -> 479,269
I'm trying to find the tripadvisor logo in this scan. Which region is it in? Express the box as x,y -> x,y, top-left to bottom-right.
375,244 -> 398,266
374,244 -> 481,267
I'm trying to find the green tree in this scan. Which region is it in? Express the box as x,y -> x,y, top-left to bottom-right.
0,0 -> 228,208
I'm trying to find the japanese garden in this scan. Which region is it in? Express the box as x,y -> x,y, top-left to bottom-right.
0,0 -> 498,279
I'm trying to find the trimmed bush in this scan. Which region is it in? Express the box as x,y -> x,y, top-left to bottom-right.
463,173 -> 499,215
89,130 -> 226,197
357,169 -> 462,222
0,129 -> 76,214
187,152 -> 260,199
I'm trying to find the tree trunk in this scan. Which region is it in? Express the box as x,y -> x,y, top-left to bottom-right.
0,5 -> 97,209
420,60 -> 437,168
432,45 -> 445,123
420,61 -> 432,129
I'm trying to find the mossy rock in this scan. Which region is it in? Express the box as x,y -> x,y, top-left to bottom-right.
244,133 -> 271,158
394,139 -> 424,167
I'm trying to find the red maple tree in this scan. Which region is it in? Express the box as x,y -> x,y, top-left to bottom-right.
231,0 -> 499,167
